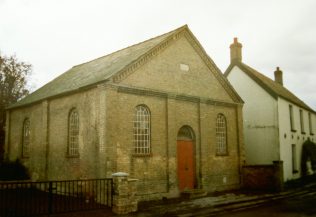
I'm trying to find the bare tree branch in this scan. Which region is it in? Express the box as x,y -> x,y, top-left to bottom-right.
0,52 -> 32,161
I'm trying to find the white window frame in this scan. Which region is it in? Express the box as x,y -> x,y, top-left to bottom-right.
292,144 -> 298,173
300,109 -> 305,134
133,105 -> 151,156
22,118 -> 30,157
289,105 -> 296,132
68,109 -> 79,157
309,113 -> 314,135
216,114 -> 228,155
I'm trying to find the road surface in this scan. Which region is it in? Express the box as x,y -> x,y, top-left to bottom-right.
217,191 -> 316,217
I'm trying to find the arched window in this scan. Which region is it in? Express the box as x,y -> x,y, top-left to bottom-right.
133,105 -> 151,155
68,109 -> 79,156
216,114 -> 227,155
22,118 -> 30,157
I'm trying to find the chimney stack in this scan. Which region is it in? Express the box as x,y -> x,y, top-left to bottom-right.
230,37 -> 242,63
274,67 -> 283,85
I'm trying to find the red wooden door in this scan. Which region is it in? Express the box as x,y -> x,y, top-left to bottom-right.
177,140 -> 195,191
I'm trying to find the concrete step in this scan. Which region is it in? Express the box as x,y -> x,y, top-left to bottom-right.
181,189 -> 207,199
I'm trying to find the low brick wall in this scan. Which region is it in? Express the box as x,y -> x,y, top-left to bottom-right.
242,161 -> 283,191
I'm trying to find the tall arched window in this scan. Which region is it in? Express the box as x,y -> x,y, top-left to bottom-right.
22,118 -> 30,157
133,105 -> 151,155
68,109 -> 79,156
216,114 -> 227,155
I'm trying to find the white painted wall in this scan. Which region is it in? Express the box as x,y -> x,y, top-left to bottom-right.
227,65 -> 316,181
227,66 -> 279,164
278,97 -> 316,181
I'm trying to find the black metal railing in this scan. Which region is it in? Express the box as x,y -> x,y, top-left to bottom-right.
0,178 -> 113,217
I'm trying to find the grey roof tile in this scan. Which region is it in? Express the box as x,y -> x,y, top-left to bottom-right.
225,61 -> 315,113
9,25 -> 184,109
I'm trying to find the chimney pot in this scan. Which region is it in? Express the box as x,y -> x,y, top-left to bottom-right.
274,67 -> 283,85
230,37 -> 242,63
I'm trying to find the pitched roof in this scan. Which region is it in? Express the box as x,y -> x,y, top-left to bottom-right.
9,25 -> 242,109
225,61 -> 315,113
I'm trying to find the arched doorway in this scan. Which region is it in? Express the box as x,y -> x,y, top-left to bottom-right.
177,125 -> 196,191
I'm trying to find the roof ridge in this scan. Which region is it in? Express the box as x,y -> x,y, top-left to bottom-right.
72,25 -> 188,69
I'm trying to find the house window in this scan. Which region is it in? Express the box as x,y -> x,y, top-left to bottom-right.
133,105 -> 151,155
292,144 -> 298,173
289,105 -> 296,132
22,118 -> 30,157
68,109 -> 79,157
216,114 -> 227,155
309,113 -> 314,135
300,110 -> 305,134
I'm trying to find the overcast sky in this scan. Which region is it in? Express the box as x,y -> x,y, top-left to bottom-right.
1,0 -> 316,109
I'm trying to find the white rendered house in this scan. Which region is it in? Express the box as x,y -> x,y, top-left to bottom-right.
225,38 -> 316,181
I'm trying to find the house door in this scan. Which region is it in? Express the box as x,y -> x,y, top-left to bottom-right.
177,126 -> 195,191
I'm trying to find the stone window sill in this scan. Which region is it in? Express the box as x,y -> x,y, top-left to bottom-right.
66,154 -> 80,158
132,153 -> 152,157
216,153 -> 229,157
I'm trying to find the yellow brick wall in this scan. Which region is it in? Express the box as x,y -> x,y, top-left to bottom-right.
104,87 -> 243,200
5,33 -> 244,201
121,36 -> 233,103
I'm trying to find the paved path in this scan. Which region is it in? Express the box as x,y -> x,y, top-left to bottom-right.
132,183 -> 316,217
217,191 -> 316,217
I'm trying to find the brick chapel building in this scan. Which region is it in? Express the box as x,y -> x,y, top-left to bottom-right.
5,25 -> 244,200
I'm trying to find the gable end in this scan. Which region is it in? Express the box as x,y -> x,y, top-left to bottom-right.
225,62 -> 278,100
114,27 -> 243,104
182,30 -> 243,103
112,27 -> 185,83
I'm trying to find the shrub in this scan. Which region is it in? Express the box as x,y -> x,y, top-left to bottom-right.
0,159 -> 30,181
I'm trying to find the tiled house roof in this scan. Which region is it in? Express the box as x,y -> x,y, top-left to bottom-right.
9,26 -> 185,109
225,61 -> 315,113
10,25 -> 243,109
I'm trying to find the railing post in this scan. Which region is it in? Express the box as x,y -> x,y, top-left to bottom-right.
110,179 -> 114,207
48,181 -> 53,214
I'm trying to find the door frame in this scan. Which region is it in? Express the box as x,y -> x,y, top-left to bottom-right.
177,125 -> 196,191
